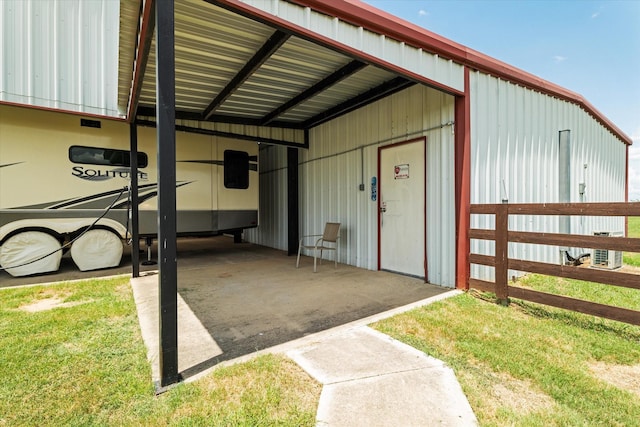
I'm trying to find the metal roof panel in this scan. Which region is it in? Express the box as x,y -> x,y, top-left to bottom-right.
280,66 -> 397,121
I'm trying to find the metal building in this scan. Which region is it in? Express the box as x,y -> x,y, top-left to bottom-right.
1,0 -> 632,385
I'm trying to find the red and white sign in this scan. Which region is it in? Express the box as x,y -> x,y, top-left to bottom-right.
394,164 -> 409,179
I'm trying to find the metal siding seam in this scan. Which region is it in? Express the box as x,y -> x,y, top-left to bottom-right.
53,1 -> 59,109
27,0 -> 33,100
0,2 -> 3,97
77,0 -> 83,111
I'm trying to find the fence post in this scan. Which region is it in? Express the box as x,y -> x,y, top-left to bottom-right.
495,204 -> 509,305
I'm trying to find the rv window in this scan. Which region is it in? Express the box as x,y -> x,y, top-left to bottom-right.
224,150 -> 249,189
69,146 -> 148,168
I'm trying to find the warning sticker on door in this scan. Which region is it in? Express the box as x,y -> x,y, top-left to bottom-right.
394,164 -> 409,179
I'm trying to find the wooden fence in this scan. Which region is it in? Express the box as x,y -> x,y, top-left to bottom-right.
469,202 -> 640,326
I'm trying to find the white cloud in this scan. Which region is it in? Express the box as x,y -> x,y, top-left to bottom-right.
418,9 -> 428,17
591,6 -> 604,19
553,55 -> 567,63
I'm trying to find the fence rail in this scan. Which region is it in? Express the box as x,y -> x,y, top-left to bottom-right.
469,202 -> 640,326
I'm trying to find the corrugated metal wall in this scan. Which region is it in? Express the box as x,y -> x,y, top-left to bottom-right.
469,70 -> 627,280
246,85 -> 457,287
0,0 -> 120,117
244,144 -> 290,250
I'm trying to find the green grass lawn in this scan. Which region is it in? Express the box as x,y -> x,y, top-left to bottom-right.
373,293 -> 640,426
514,273 -> 640,312
3,238 -> 639,427
624,216 -> 640,266
513,216 -> 640,312
0,277 -> 320,426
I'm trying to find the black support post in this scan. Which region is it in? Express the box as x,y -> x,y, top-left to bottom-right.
287,147 -> 299,255
156,0 -> 179,388
129,122 -> 140,278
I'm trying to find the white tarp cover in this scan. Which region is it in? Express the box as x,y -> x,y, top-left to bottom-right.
70,229 -> 123,271
0,231 -> 62,277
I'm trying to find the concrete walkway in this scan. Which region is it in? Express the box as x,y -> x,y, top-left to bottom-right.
289,326 -> 477,426
132,273 -> 477,426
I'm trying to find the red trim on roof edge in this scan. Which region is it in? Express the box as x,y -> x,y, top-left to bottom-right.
126,0 -> 155,122
0,101 -> 126,122
288,0 -> 631,145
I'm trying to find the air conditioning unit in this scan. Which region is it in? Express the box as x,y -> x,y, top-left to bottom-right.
591,231 -> 623,270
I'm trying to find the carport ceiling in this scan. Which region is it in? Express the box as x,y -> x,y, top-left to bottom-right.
118,0 -> 416,129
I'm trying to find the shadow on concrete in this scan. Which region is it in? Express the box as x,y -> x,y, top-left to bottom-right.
130,236 -> 450,381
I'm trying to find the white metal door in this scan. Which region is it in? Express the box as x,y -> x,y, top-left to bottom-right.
378,138 -> 426,278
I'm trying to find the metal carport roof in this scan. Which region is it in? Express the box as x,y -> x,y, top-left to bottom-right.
117,0 -> 630,144
121,0 -> 392,131
117,0 -> 467,140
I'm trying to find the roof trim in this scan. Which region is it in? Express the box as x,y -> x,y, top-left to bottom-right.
0,101 -> 127,122
289,0 -> 631,145
126,0 -> 156,122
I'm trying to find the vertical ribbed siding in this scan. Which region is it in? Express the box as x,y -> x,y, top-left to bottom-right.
0,0 -> 119,116
244,144 -> 290,250
469,71 -> 627,281
248,85 -> 457,287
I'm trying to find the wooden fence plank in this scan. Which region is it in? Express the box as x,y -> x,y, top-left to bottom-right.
469,253 -> 495,266
471,202 -> 640,216
468,202 -> 640,325
495,204 -> 509,302
509,259 -> 640,290
509,231 -> 640,253
469,278 -> 495,292
470,205 -> 499,214
470,228 -> 496,240
508,286 -> 640,326
507,202 -> 640,216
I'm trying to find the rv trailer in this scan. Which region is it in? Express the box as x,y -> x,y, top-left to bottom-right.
0,105 -> 259,277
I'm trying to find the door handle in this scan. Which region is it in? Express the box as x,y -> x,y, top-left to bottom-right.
379,206 -> 386,213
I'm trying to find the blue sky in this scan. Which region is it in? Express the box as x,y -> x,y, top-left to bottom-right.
364,0 -> 640,200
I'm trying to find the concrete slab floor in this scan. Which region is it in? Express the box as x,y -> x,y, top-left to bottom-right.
126,236 -> 450,380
